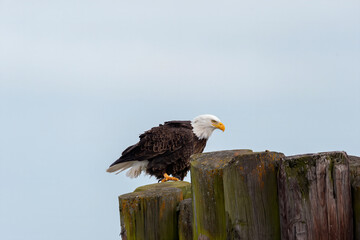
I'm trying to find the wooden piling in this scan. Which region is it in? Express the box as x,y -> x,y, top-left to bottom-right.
119,184 -> 185,240
178,198 -> 193,240
278,151 -> 353,240
350,155 -> 360,240
190,149 -> 252,240
223,151 -> 284,240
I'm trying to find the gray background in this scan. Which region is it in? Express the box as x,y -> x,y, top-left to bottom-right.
1,0 -> 359,239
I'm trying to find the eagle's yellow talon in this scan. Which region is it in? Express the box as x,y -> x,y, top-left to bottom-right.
161,173 -> 179,182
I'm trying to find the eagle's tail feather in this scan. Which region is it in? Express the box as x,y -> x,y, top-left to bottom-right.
106,160 -> 149,178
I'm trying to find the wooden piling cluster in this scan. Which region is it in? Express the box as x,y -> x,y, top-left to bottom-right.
118,150 -> 360,240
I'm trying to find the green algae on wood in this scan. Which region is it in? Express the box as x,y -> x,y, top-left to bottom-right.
119,187 -> 183,240
281,154 -> 315,199
278,151 -> 353,240
134,181 -> 192,199
223,151 -> 284,240
190,149 -> 252,240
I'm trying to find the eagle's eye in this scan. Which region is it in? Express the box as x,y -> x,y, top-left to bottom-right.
211,120 -> 217,124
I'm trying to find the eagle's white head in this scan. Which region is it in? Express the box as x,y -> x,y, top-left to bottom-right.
191,114 -> 225,140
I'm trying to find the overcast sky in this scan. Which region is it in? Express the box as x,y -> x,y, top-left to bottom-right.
1,0 -> 359,239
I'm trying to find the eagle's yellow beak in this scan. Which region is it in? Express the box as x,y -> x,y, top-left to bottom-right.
213,122 -> 225,132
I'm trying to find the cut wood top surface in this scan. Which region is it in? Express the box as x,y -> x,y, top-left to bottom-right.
190,149 -> 253,169
134,181 -> 192,199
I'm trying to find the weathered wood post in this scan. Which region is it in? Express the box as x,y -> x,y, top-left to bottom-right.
350,155 -> 360,240
223,151 -> 284,240
178,198 -> 193,240
278,152 -> 353,240
190,149 -> 252,240
119,181 -> 190,240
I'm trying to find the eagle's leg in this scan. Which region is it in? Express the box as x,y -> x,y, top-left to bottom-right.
160,173 -> 179,183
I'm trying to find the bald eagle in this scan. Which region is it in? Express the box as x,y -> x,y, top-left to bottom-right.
106,114 -> 225,182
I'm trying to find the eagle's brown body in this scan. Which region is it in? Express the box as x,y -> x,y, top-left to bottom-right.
109,121 -> 207,180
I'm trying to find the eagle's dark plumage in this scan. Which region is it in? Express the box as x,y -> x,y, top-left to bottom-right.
107,114 -> 225,182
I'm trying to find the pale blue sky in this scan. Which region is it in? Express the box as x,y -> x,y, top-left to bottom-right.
1,1 -> 359,239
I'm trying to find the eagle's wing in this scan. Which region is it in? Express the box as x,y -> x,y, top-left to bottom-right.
109,123 -> 194,167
